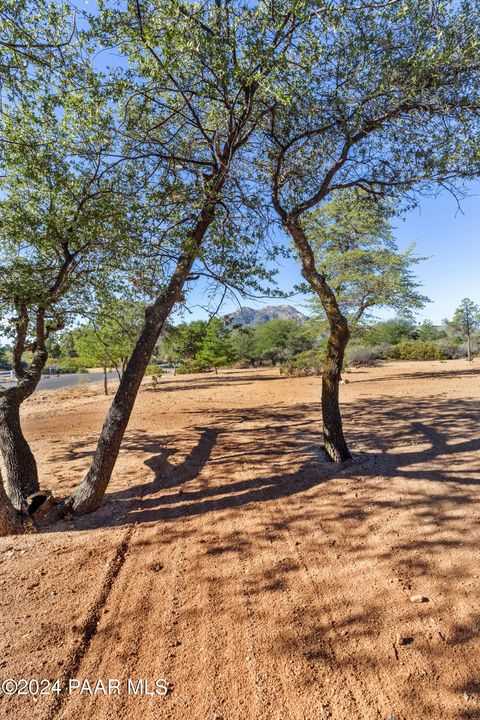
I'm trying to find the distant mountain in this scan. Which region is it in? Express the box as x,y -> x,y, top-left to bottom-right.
225,304 -> 308,327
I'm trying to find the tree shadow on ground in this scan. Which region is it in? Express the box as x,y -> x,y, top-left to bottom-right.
58,392 -> 480,532
37,383 -> 480,720
143,371 -> 284,394
347,363 -> 480,385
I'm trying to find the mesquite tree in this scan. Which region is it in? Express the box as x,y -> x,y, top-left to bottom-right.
265,0 -> 480,461
66,0 -> 307,514
0,1 -> 76,90
73,300 -> 146,393
0,82 -> 148,509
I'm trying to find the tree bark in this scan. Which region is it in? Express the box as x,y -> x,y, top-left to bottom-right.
322,318 -> 351,461
0,391 -> 40,509
467,334 -> 472,362
0,470 -> 24,536
284,217 -> 352,462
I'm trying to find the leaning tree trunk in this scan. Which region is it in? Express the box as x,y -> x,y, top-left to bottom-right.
67,209 -> 215,515
65,79 -> 261,515
0,392 -> 40,509
285,217 -> 352,462
0,470 -> 24,536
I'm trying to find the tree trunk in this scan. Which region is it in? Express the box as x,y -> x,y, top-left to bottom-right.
285,217 -> 352,462
0,394 -> 39,509
67,212 -> 215,515
467,334 -> 472,362
322,318 -> 351,462
0,470 -> 24,536
103,364 -> 108,395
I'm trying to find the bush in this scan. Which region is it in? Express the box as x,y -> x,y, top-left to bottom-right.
146,363 -> 163,389
280,349 -> 325,377
346,346 -> 380,367
372,343 -> 397,360
390,340 -> 445,360
176,359 -> 209,374
437,340 -> 477,359
43,364 -> 81,375
145,364 -> 163,377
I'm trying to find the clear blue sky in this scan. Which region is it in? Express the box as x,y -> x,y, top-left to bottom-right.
183,182 -> 480,325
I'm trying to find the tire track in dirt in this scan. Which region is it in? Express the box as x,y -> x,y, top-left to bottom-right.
160,504 -> 260,718
219,421 -> 357,719
238,495 -> 361,719
46,524 -> 134,720
51,523 -> 188,720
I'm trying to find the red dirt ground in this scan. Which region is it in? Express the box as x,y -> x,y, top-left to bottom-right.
0,359 -> 479,720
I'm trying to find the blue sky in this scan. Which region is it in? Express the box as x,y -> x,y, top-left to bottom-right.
183,182 -> 480,325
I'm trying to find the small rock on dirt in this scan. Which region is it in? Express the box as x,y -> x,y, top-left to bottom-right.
396,634 -> 414,646
409,594 -> 429,603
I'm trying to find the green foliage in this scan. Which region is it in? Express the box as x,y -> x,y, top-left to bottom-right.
448,298 -> 480,341
176,359 -> 209,375
159,322 -> 207,366
360,318 -> 418,347
446,298 -> 480,360
417,320 -> 446,342
251,319 -> 317,365
73,302 -> 144,376
390,341 -> 445,361
195,319 -> 235,373
280,349 -> 326,378
306,191 -> 428,328
230,326 -> 257,367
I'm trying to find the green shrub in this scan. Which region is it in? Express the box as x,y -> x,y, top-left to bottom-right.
176,359 -> 209,374
145,364 -> 163,377
346,346 -> 380,367
280,349 -> 325,377
372,343 -> 397,360
390,340 -> 445,360
43,363 -> 80,374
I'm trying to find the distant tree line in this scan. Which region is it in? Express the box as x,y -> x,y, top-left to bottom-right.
3,298 -> 478,385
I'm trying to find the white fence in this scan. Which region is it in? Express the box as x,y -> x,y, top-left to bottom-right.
0,370 -> 14,382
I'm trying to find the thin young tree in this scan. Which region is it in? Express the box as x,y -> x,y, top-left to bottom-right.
265,0 -> 480,460
449,298 -> 480,362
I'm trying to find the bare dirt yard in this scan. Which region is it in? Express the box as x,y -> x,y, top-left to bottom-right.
0,359 -> 479,720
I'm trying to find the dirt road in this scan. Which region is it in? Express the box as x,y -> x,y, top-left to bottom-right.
0,360 -> 479,720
